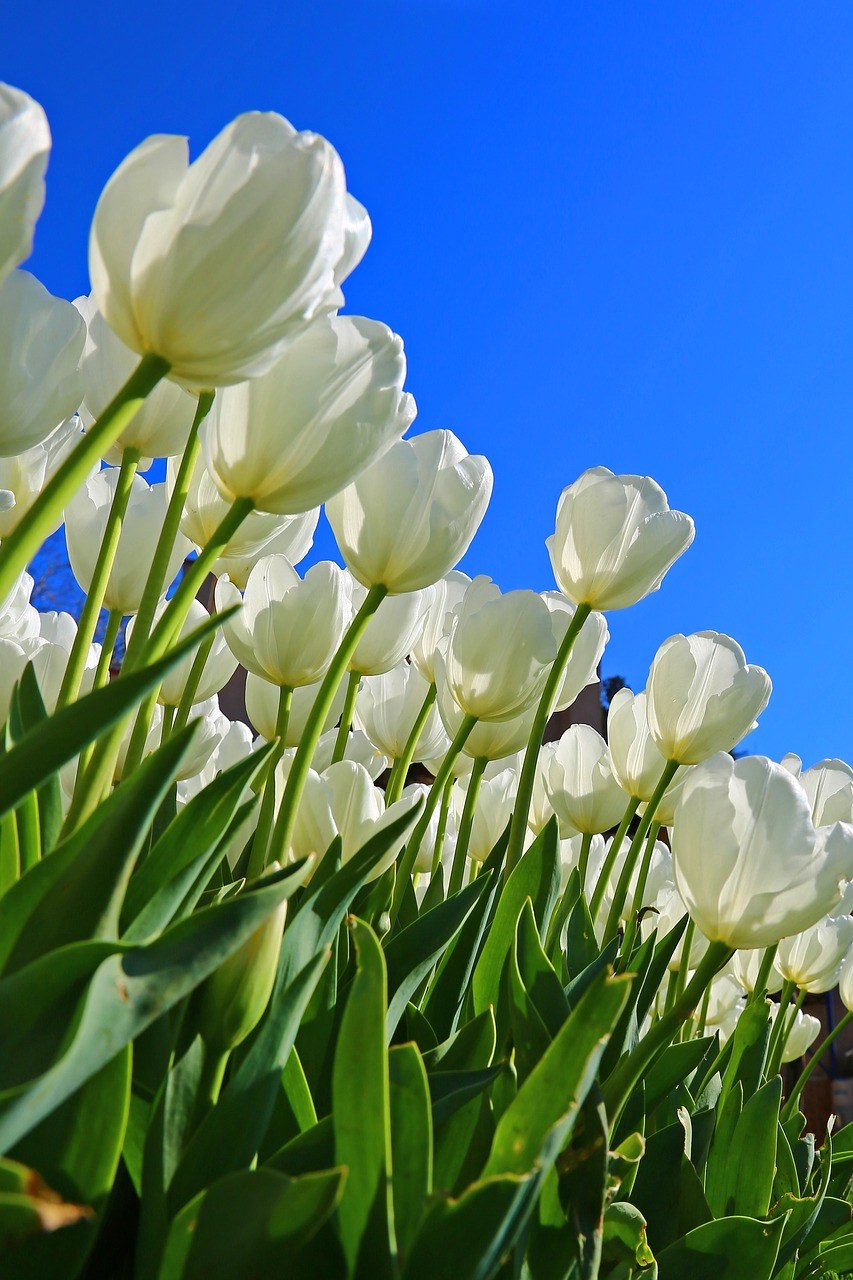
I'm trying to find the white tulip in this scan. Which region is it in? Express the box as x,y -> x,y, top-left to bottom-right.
768,1003 -> 821,1064
404,781 -> 458,874
777,915 -> 853,993
454,767 -> 516,863
348,579 -> 433,677
547,467 -> 694,611
115,697 -> 226,783
203,315 -> 414,514
544,724 -> 626,837
0,85 -> 50,285
0,571 -> 39,641
354,662 -> 449,762
0,271 -> 85,456
65,471 -> 191,615
90,113 -> 360,387
308,728 -> 390,781
127,598 -> 237,708
646,631 -> 771,764
0,418 -> 83,539
731,948 -> 784,996
671,753 -> 852,949
541,592 -> 608,712
327,430 -> 492,592
246,673 -> 347,749
798,759 -> 853,827
559,832 -> 607,897
410,571 -> 470,684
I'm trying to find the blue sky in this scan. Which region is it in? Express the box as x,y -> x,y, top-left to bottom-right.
7,1 -> 853,764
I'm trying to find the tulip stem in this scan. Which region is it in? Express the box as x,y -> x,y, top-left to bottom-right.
0,354 -> 169,605
248,685 -> 292,881
783,1009 -> 853,1121
123,390 -> 213,669
589,796 -> 640,920
392,713 -> 478,917
268,585 -> 388,864
172,632 -> 217,734
602,939 -> 733,1130
604,761 -> 680,945
72,609 -> 123,795
619,821 -> 662,955
766,980 -> 797,1078
56,447 -> 140,712
331,670 -> 360,764
577,832 -> 594,888
505,602 -> 592,874
748,945 -> 779,1005
449,756 -> 487,895
430,771 -> 454,879
385,683 -> 437,806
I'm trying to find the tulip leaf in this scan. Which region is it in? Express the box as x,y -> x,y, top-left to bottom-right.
515,897 -> 570,1036
643,1036 -> 716,1117
10,667 -> 63,858
554,1089 -> 609,1278
655,1213 -> 786,1280
712,1075 -> 781,1219
389,1042 -> 432,1259
401,1172 -> 536,1280
719,995 -> 770,1111
0,1158 -> 94,1264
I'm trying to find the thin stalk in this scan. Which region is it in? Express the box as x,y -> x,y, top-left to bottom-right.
385,682 -> 437,806
748,945 -> 779,1005
577,832 -> 593,890
602,940 -> 733,1129
766,980 -> 797,1078
771,988 -> 809,1077
159,705 -> 176,746
247,685 -> 292,881
0,353 -> 169,604
268,585 -> 388,863
619,820 -> 662,957
172,632 -> 216,734
603,761 -> 680,944
696,982 -> 713,1039
430,771 -> 454,879
391,713 -> 478,917
16,791 -> 40,873
505,602 -> 592,872
674,920 -> 695,1004
449,756 -> 487,895
589,795 -> 640,919
56,447 -> 140,710
73,609 -> 123,791
123,390 -> 212,667
331,670 -> 360,763
783,1009 -> 853,1121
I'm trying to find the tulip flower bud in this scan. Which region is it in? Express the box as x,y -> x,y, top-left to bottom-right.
410,571 -> 470,684
768,1002 -> 821,1064
246,672 -> 347,748
608,688 -> 674,799
216,558 -> 352,689
327,430 -> 493,593
354,662 -> 449,762
453,767 -> 517,863
348,579 -> 433,676
544,724 -> 626,837
547,467 -> 694,611
0,570 -> 39,641
196,879 -> 288,1053
798,759 -> 853,827
777,914 -> 853,993
540,592 -> 609,712
646,631 -> 771,764
0,417 -> 82,539
436,576 -> 557,724
0,84 -> 50,286
127,599 -> 237,708
65,471 -> 192,616
436,694 -> 535,764
89,113 -> 362,388
204,315 -> 415,514
731,948 -> 784,996
0,271 -> 85,456
671,753 -> 853,949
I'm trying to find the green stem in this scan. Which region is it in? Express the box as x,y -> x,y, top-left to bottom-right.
248,685 -> 292,881
449,756 -> 487,895
619,820 -> 662,957
589,795 -> 640,920
748,945 -> 779,1005
771,988 -> 809,1075
159,704 -> 176,746
391,713 -> 478,917
268,585 -> 388,863
577,831 -> 593,890
430,771 -> 454,879
16,790 -> 40,873
602,940 -> 733,1128
172,632 -> 216,734
72,610 -> 123,794
0,354 -> 169,604
385,683 -> 437,806
331,670 -> 360,764
766,980 -> 797,1078
505,602 -> 592,873
696,982 -> 712,1039
56,447 -> 140,711
122,390 -> 212,668
604,761 -> 680,945
783,1009 -> 853,1121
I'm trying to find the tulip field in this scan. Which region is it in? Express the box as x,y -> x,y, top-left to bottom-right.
4,84 -> 853,1280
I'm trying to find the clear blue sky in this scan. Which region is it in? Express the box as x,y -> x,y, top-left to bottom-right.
7,1 -> 853,765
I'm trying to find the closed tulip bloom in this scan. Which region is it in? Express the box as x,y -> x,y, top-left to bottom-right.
127,598 -> 237,707
348,579 -> 433,676
89,113 -> 359,388
0,271 -> 85,456
840,959 -> 853,1013
0,417 -> 83,539
646,631 -> 771,764
547,467 -> 694,611
768,1003 -> 821,1064
308,727 -> 390,780
541,593 -> 609,712
0,570 -> 39,641
75,295 -> 197,466
799,759 -> 853,827
354,662 -> 449,762
0,85 -> 50,285
444,698 -> 536,764
203,314 -> 414,514
607,687 -> 688,822
437,576 -> 557,723
66,471 -> 191,615
410,571 -> 470,683
731,948 -> 784,996
404,782 -> 459,874
327,430 -> 492,593
171,456 -> 318,589
454,767 -> 516,863
544,724 -> 626,837
178,718 -> 256,806
216,557 -> 351,688
560,832 -> 607,897
246,671 -> 346,747
671,753 -> 852,949
115,697 -> 227,783
777,915 -> 853,993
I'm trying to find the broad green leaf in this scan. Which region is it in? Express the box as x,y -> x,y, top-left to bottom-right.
508,920 -> 552,1084
643,1036 -> 715,1117
718,996 -> 770,1111
515,897 -> 569,1036
655,1213 -> 786,1280
389,1042 -> 432,1259
715,1075 -> 781,1219
401,1171 -> 534,1280
10,667 -> 63,858
422,1009 -> 496,1074
555,1090 -> 609,1279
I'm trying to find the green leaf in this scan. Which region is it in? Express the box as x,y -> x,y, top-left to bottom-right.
514,897 -> 570,1036
402,1171 -> 536,1280
713,1075 -> 781,1219
643,1036 -> 715,1117
718,996 -> 770,1111
333,918 -> 393,1276
507,933 -> 552,1085
555,1089 -> 609,1279
0,1158 -> 93,1267
655,1213 -> 786,1280
10,667 -> 63,857
389,1043 -> 432,1259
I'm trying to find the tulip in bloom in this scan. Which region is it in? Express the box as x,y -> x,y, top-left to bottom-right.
544,724 -> 626,837
354,662 -> 449,762
768,1003 -> 821,1064
731,947 -> 783,996
777,915 -> 853,993
203,315 -> 414,513
607,687 -> 688,823
547,467 -> 694,611
453,768 -> 517,863
438,694 -> 536,764
541,592 -> 609,712
671,753 -> 853,949
348,580 -> 433,677
0,84 -> 50,286
246,672 -> 346,748
65,471 -> 192,616
327,430 -> 493,592
410,571 -> 470,684
0,417 -> 82,539
800,759 -> 853,826
127,599 -> 238,708
646,631 -> 771,764
0,271 -> 85,456
216,557 -> 351,688
0,570 -> 39,641
89,113 -> 363,387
